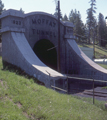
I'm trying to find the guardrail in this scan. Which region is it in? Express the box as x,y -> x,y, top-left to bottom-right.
51,85 -> 67,93
50,74 -> 107,104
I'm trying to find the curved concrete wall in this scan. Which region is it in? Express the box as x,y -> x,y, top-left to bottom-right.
1,9 -> 107,88
24,12 -> 64,56
3,32 -> 65,87
0,9 -> 67,88
23,11 -> 74,74
66,39 -> 107,81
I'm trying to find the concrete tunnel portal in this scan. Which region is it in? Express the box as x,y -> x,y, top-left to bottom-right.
33,39 -> 57,71
2,9 -> 107,89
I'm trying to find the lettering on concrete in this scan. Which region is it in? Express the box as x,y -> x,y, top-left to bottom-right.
13,20 -> 21,25
31,18 -> 57,37
32,29 -> 56,37
32,18 -> 56,27
66,27 -> 73,34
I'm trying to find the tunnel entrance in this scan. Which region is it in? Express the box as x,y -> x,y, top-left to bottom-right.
33,39 -> 57,70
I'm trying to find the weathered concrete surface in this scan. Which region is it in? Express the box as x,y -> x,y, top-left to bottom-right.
1,9 -> 67,88
1,9 -> 107,89
3,32 -> 65,87
67,39 -> 107,82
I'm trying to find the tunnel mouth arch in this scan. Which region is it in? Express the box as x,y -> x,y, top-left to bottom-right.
33,39 -> 57,70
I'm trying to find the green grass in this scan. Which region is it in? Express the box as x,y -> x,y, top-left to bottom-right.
78,43 -> 107,59
0,56 -> 107,120
78,42 -> 107,69
98,64 -> 107,69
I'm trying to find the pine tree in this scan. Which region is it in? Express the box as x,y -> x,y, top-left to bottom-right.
0,0 -> 4,15
20,8 -> 24,14
86,0 -> 97,44
0,0 -> 4,42
69,9 -> 77,24
63,14 -> 68,21
98,13 -> 107,47
53,1 -> 62,20
69,9 -> 85,42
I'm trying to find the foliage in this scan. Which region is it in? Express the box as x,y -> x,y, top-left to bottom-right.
78,42 -> 107,59
0,0 -> 4,14
0,0 -> 4,42
20,8 -> 24,14
63,14 -> 68,21
53,1 -> 62,20
86,0 -> 97,44
98,63 -> 107,69
69,9 -> 86,42
53,0 -> 107,49
98,13 -> 107,47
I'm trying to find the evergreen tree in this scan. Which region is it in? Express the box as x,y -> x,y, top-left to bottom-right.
0,0 -> 4,15
0,0 -> 4,42
69,10 -> 74,23
20,8 -> 24,14
83,24 -> 89,42
98,13 -> 107,46
63,14 -> 68,21
53,1 -> 62,20
86,0 -> 97,44
69,9 -> 85,42
69,9 -> 77,24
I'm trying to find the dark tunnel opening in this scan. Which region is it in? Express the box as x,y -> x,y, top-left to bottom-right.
33,39 -> 57,70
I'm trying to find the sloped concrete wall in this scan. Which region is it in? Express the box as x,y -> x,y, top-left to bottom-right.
1,9 -> 107,88
66,39 -> 107,82
0,9 -> 67,88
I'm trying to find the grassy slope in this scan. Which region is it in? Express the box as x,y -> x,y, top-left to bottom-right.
0,57 -> 107,120
78,43 -> 107,69
78,43 -> 107,59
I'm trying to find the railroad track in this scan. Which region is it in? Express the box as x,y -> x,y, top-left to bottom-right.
83,90 -> 107,98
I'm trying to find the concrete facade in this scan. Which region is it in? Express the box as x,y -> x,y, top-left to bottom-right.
0,9 -> 68,89
23,12 -> 74,74
0,9 -> 107,89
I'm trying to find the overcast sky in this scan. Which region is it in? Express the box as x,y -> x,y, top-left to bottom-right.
2,0 -> 107,23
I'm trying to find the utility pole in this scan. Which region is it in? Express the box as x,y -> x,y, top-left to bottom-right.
93,31 -> 95,59
57,0 -> 60,72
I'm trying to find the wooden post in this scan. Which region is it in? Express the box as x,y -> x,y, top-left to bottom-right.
93,71 -> 95,104
57,0 -> 60,72
93,32 -> 95,59
67,76 -> 68,94
93,78 -> 95,104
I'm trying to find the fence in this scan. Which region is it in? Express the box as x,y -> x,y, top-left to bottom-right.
51,74 -> 107,104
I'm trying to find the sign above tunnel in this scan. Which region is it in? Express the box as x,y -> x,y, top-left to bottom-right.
31,16 -> 57,38
32,17 -> 57,27
24,13 -> 61,48
23,12 -> 74,49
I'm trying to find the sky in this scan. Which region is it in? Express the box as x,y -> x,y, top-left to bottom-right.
2,0 -> 107,23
